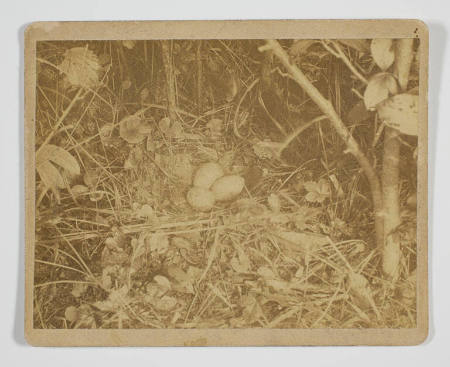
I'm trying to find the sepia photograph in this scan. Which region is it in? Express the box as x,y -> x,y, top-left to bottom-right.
24,20 -> 428,346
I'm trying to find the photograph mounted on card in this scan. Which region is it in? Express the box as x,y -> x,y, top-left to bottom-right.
24,19 -> 428,346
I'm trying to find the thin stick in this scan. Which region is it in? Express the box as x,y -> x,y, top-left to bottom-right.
277,115 -> 328,156
321,40 -> 368,85
36,88 -> 85,155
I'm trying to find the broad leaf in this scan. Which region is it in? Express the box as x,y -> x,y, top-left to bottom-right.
37,159 -> 65,189
370,39 -> 395,71
37,144 -> 80,176
363,72 -> 398,110
377,93 -> 419,136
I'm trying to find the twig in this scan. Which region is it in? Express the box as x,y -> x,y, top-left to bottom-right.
257,91 -> 288,136
276,115 -> 328,157
233,78 -> 259,139
321,40 -> 368,85
36,87 -> 85,155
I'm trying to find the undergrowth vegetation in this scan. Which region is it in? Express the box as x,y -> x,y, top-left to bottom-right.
34,39 -> 418,329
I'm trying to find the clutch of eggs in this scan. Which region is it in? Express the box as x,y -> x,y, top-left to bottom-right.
187,162 -> 245,211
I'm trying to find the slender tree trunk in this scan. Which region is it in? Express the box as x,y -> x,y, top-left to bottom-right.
382,39 -> 414,279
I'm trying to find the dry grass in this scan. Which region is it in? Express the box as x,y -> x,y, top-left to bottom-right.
33,40 -> 417,329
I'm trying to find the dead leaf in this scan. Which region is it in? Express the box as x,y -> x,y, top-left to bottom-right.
347,272 -> 375,310
58,46 -> 101,88
120,115 -> 147,144
64,306 -> 79,322
71,283 -> 88,298
159,117 -> 184,138
153,275 -> 171,294
171,237 -> 192,250
230,248 -> 251,274
153,295 -> 177,311
135,204 -> 155,219
37,144 -> 81,176
122,40 -> 136,50
291,206 -> 321,231
37,159 -> 65,190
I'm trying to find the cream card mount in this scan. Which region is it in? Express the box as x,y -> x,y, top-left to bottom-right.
25,20 -> 428,346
